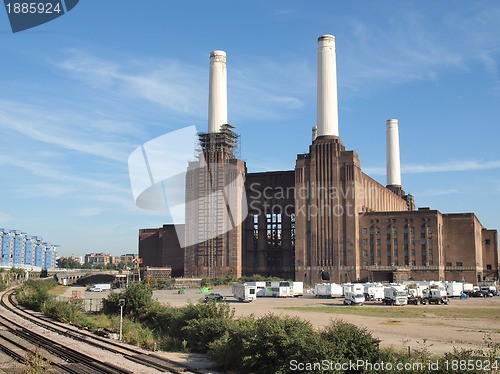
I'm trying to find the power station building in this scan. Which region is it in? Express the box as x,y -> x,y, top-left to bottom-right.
139,35 -> 499,285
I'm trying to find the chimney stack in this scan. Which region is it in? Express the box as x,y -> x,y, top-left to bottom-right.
312,126 -> 318,142
208,50 -> 227,133
317,35 -> 339,137
386,119 -> 402,186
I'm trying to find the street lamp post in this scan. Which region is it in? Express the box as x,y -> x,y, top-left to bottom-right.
118,299 -> 125,341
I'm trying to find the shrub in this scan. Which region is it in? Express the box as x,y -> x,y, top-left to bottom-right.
41,299 -> 84,324
16,279 -> 57,311
101,282 -> 152,318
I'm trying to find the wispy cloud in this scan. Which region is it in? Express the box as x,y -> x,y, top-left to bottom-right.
56,50 -> 309,122
418,188 -> 459,197
0,100 -> 135,162
75,207 -> 103,217
339,5 -> 500,98
364,160 -> 500,176
0,212 -> 14,224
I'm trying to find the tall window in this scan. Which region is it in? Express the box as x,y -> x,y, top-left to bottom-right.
266,213 -> 282,249
253,214 -> 259,249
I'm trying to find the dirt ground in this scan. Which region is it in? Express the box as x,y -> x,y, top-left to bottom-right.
62,285 -> 500,356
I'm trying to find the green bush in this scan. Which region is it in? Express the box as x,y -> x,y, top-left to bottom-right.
16,279 -> 57,311
41,299 -> 84,324
101,282 -> 152,318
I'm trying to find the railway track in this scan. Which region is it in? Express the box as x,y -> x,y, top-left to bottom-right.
0,288 -> 211,374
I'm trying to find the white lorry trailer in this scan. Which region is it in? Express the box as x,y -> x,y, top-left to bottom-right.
364,284 -> 384,301
383,285 -> 408,306
244,282 -> 266,297
445,282 -> 463,297
315,283 -> 343,298
233,284 -> 257,302
406,284 -> 429,305
87,283 -> 111,292
290,282 -> 303,297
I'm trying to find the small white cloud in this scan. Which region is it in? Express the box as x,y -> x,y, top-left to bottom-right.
364,160 -> 500,176
75,208 -> 103,217
0,212 -> 13,224
418,188 -> 459,197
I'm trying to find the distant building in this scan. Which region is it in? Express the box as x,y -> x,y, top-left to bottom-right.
0,228 -> 57,271
139,224 -> 184,277
119,253 -> 139,264
84,252 -> 113,265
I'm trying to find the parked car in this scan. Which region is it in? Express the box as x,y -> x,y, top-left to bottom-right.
204,293 -> 225,303
468,291 -> 485,298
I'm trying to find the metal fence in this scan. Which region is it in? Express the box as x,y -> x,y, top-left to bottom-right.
52,295 -> 103,313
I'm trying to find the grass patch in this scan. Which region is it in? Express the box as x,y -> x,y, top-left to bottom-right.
280,306 -> 500,320
280,306 -> 428,319
46,285 -> 67,296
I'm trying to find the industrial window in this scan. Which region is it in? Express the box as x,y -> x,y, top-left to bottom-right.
427,227 -> 432,234
428,249 -> 433,256
394,249 -> 398,257
393,238 -> 398,245
387,219 -> 391,223
456,262 -> 463,267
411,249 -> 416,256
376,227 -> 381,234
363,239 -> 368,246
428,239 -> 432,245
421,238 -> 426,245
404,238 -> 408,245
487,264 -> 492,270
412,260 -> 416,266
421,226 -> 426,233
363,261 -> 368,266
386,239 -> 391,245
377,261 -> 381,266
386,227 -> 391,234
376,250 -> 381,257
387,256 -> 392,265
395,260 -> 399,266
393,227 -> 398,234
404,226 -> 408,234
376,219 -> 379,223
370,219 -> 374,223
370,227 -> 374,234
404,249 -> 408,256
363,250 -> 368,257
422,261 -> 426,266
363,228 -> 367,235
392,219 -> 396,222
376,239 -> 381,245
410,238 -> 415,245
485,239 -> 491,245
266,213 -> 282,249
446,262 -> 452,267
410,227 -> 415,234
370,240 -> 374,246
429,260 -> 433,266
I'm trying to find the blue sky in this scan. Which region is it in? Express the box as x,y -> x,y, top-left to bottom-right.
0,1 -> 499,257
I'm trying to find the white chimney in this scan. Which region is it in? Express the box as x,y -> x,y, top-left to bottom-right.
208,50 -> 227,133
317,35 -> 339,137
386,119 -> 402,186
312,125 -> 318,142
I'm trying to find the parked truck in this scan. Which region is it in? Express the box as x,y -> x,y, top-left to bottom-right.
406,284 -> 429,305
364,284 -> 384,301
343,291 -> 365,306
423,286 -> 449,304
383,285 -> 408,306
233,284 -> 257,302
86,283 -> 111,292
